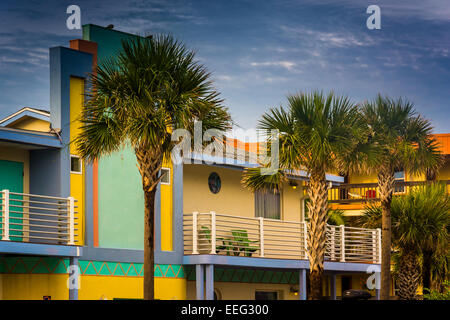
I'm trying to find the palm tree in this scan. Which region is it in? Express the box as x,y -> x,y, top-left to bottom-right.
242,91 -> 367,299
358,183 -> 450,299
75,35 -> 231,299
361,95 -> 442,299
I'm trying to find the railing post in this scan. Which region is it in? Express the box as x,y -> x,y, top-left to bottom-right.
210,211 -> 216,254
303,222 -> 308,260
340,224 -> 345,262
259,217 -> 264,257
2,190 -> 10,241
192,212 -> 199,254
330,226 -> 336,261
372,230 -> 377,263
68,196 -> 75,245
377,228 -> 382,264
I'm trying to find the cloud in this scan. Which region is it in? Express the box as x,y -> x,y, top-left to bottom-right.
249,60 -> 297,71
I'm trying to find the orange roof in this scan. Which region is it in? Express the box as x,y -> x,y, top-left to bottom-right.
432,133 -> 450,155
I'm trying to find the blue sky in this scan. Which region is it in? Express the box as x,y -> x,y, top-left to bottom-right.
0,0 -> 449,135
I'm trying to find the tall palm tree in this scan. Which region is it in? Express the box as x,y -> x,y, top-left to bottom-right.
242,91 -> 367,299
359,183 -> 450,299
361,95 -> 442,299
75,35 -> 231,299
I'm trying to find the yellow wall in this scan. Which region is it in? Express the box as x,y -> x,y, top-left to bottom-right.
1,274 -> 69,300
183,164 -> 305,222
0,274 -> 186,300
186,281 -> 298,300
161,158 -> 173,251
0,146 -> 29,193
69,77 -> 85,246
7,117 -> 50,132
79,276 -> 186,300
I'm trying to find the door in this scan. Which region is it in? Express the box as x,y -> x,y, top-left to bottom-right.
0,160 -> 24,241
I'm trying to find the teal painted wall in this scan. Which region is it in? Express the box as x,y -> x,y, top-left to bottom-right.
97,146 -> 144,249
83,25 -> 144,249
0,160 -> 24,240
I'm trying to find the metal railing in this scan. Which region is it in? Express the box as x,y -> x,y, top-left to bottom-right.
0,189 -> 78,245
328,180 -> 450,204
183,212 -> 380,264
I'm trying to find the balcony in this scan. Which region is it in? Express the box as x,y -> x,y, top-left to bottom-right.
183,212 -> 381,264
0,189 -> 79,249
328,180 -> 450,206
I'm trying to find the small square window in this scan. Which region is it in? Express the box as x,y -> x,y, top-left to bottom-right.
70,155 -> 82,174
160,168 -> 170,185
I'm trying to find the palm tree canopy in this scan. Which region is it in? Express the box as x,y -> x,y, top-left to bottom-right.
242,91 -> 368,191
75,34 -> 231,162
359,183 -> 450,253
361,95 -> 443,176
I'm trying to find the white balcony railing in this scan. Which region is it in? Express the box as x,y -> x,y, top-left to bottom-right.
183,212 -> 381,264
0,189 -> 78,246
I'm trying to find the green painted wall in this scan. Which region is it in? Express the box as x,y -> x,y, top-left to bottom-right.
83,25 -> 144,249
0,160 -> 24,240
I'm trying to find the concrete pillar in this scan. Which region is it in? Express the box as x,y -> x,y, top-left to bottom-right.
196,265 -> 204,300
68,257 -> 79,300
376,288 -> 380,300
330,273 -> 337,300
205,264 -> 214,300
299,269 -> 307,300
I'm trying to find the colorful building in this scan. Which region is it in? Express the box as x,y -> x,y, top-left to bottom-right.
4,24 -> 446,300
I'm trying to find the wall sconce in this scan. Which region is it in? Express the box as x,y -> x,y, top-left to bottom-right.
289,181 -> 298,190
290,286 -> 299,296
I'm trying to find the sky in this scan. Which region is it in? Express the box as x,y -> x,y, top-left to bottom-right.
0,0 -> 449,137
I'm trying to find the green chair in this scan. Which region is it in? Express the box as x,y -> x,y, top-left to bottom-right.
231,229 -> 259,257
199,226 -> 228,254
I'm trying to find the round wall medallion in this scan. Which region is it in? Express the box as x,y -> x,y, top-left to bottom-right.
208,172 -> 221,194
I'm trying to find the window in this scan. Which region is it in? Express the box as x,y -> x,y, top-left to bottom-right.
70,155 -> 82,174
160,168 -> 170,185
394,170 -> 405,193
255,190 -> 281,219
208,172 -> 221,194
255,291 -> 279,300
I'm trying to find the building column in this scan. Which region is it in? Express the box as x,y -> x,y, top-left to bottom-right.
196,264 -> 204,300
68,257 -> 79,300
330,273 -> 337,300
299,268 -> 307,300
375,288 -> 380,300
205,264 -> 215,300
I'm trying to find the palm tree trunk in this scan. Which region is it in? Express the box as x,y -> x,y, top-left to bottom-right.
397,248 -> 421,300
144,187 -> 157,300
306,170 -> 328,300
422,250 -> 433,296
378,167 -> 395,300
135,144 -> 163,300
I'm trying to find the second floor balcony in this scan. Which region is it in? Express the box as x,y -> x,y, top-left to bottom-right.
183,212 -> 381,264
328,180 -> 450,206
0,190 -> 80,252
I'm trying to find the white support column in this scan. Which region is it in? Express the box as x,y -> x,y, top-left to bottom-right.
340,224 -> 345,262
299,269 -> 307,300
2,190 -> 10,241
196,264 -> 204,300
330,273 -> 337,300
331,227 -> 336,261
210,211 -> 216,254
192,212 -> 199,254
68,197 -> 75,245
377,228 -> 382,264
205,264 -> 214,300
68,257 -> 79,300
259,217 -> 264,257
